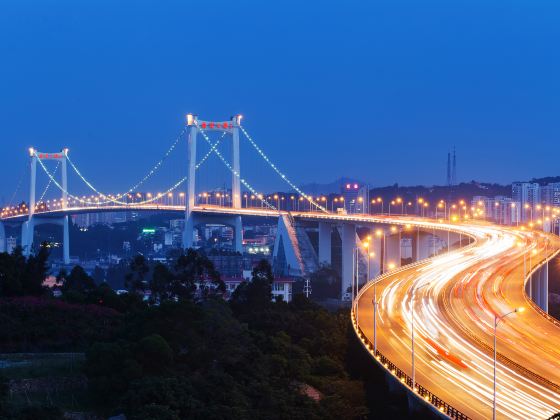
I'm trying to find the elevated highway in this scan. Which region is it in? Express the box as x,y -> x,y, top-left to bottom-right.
354,221 -> 560,419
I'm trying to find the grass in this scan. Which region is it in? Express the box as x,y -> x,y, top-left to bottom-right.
0,353 -> 94,412
0,353 -> 85,380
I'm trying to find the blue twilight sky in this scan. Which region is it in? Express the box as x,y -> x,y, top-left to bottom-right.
1,0 -> 560,203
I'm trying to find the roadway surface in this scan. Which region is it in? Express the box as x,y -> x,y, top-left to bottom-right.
355,221 -> 560,419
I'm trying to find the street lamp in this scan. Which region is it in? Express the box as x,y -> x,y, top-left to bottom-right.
493,307 -> 524,420
411,282 -> 430,391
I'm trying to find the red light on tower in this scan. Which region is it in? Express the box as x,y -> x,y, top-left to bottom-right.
201,122 -> 207,128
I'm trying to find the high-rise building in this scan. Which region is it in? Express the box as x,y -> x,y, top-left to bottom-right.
512,182 -> 540,221
541,183 -> 560,206
342,182 -> 364,213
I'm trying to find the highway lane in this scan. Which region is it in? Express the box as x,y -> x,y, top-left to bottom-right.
355,223 -> 560,419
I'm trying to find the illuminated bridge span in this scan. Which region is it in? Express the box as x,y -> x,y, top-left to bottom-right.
1,115 -> 560,419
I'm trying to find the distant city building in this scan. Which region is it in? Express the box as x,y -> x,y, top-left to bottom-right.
541,183 -> 560,206
342,182 -> 365,214
472,195 -> 520,225
512,182 -> 540,221
6,236 -> 16,254
207,252 -> 243,276
72,211 -> 139,227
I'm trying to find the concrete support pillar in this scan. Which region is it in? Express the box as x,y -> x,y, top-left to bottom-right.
413,230 -> 432,262
184,121 -> 198,249
447,231 -> 461,251
341,224 -> 356,298
385,233 -> 401,269
29,153 -> 37,218
368,233 -> 382,279
62,215 -> 70,264
61,150 -> 68,209
318,222 -> 332,265
231,117 -> 241,209
21,219 -> 34,257
0,221 -> 5,253
183,213 -> 195,250
234,215 -> 243,254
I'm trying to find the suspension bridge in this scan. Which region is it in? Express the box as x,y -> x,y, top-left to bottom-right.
1,114 -> 560,419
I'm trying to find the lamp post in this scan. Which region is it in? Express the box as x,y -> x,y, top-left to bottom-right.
493,307 -> 524,420
411,282 -> 430,391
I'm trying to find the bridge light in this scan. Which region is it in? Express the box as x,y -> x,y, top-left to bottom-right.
186,114 -> 195,126
28,147 -> 35,157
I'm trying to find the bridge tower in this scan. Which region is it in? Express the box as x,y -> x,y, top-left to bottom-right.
182,114 -> 243,252
22,148 -> 70,264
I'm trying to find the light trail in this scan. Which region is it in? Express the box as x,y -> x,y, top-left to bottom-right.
355,220 -> 560,419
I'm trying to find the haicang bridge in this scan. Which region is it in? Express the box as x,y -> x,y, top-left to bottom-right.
1,114 -> 560,419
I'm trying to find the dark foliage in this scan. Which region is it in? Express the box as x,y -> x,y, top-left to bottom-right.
85,260 -> 371,419
0,245 -> 49,297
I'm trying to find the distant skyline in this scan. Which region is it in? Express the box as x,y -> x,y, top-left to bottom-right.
2,1 -> 560,204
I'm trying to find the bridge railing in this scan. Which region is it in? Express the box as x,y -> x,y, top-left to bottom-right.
352,313 -> 472,420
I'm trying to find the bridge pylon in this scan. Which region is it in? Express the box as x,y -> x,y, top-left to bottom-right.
23,148 -> 70,264
182,114 -> 243,252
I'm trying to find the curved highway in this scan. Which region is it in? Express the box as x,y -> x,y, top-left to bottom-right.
354,220 -> 560,419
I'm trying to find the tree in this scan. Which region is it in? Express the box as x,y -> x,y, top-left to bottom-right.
0,252 -> 22,296
21,243 -> 49,296
126,255 -> 149,292
92,266 -> 105,284
135,334 -> 173,375
150,263 -> 174,302
230,259 -> 273,313
173,249 -> 224,300
309,264 -> 341,299
62,265 -> 96,293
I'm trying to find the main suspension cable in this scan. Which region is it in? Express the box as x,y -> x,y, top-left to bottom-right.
238,124 -> 328,213
36,154 -> 187,206
196,124 -> 276,210
66,127 -> 186,203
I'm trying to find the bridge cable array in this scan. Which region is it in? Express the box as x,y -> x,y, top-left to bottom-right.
196,124 -> 276,210
6,164 -> 27,208
37,161 -> 60,204
34,128 -> 229,207
238,125 -> 329,214
31,122 -> 325,213
64,127 -> 187,204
